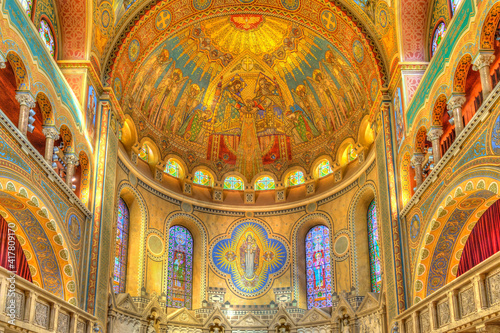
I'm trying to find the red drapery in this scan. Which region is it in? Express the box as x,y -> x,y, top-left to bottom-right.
457,199 -> 500,277
0,215 -> 32,282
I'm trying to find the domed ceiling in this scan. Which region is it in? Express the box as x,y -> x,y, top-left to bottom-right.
105,0 -> 389,181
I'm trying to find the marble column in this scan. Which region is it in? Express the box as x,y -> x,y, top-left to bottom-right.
447,94 -> 466,136
472,51 -> 495,99
42,126 -> 59,164
15,91 -> 36,137
64,153 -> 80,188
411,153 -> 426,189
427,126 -> 444,164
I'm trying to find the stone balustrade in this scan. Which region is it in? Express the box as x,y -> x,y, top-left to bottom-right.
0,267 -> 97,333
396,252 -> 500,333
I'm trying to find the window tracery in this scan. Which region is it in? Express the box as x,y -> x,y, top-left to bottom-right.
165,159 -> 181,178
138,144 -> 149,162
224,176 -> 244,190
306,225 -> 332,309
317,160 -> 333,178
287,171 -> 305,187
167,226 -> 193,309
194,170 -> 212,186
113,198 -> 129,294
255,176 -> 276,190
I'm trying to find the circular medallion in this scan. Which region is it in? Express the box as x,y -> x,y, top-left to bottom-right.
101,9 -> 111,28
334,235 -> 349,257
155,10 -> 172,31
193,0 -> 211,11
378,9 -> 388,28
320,10 -> 337,32
147,234 -> 164,256
352,40 -> 364,63
181,202 -> 193,213
370,78 -> 378,101
306,202 -> 317,213
68,214 -> 81,244
281,0 -> 300,11
113,77 -> 122,101
129,40 -> 140,63
410,215 -> 420,241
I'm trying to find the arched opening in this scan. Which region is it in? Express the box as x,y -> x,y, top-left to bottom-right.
285,171 -> 305,187
224,176 -> 244,191
193,170 -> 214,187
166,225 -> 193,309
430,20 -> 446,58
38,18 -> 57,57
315,160 -> 333,179
431,94 -> 454,157
0,54 -> 26,128
120,116 -> 137,152
113,197 -> 130,294
414,126 -> 432,180
165,158 -> 183,179
454,54 -> 482,126
367,200 -> 382,292
52,125 -> 74,181
254,175 -> 276,191
305,225 -> 332,309
457,199 -> 500,276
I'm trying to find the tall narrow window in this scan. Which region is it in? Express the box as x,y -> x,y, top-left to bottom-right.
367,200 -> 382,292
451,0 -> 462,15
167,226 -> 193,309
20,0 -> 33,16
138,144 -> 149,162
255,176 -> 275,190
306,225 -> 332,309
113,198 -> 129,294
431,22 -> 446,56
287,171 -> 305,187
39,19 -> 55,57
224,176 -> 244,190
344,144 -> 357,163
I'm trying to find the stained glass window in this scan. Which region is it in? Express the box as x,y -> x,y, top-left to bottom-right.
20,0 -> 33,16
113,198 -> 129,294
451,0 -> 462,15
287,171 -> 305,187
367,200 -> 382,292
317,160 -> 333,178
346,144 -> 357,162
255,176 -> 275,191
431,22 -> 446,55
194,170 -> 212,186
39,19 -> 55,57
306,225 -> 332,309
167,226 -> 193,309
138,144 -> 149,162
165,159 -> 181,178
224,176 -> 244,190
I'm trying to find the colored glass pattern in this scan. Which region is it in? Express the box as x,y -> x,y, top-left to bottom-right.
39,19 -> 55,57
167,226 -> 193,309
287,171 -> 305,186
317,160 -> 333,178
20,0 -> 33,16
451,0 -> 462,15
347,144 -> 357,162
138,144 -> 149,162
431,22 -> 446,55
194,170 -> 212,186
255,176 -> 276,191
165,159 -> 181,178
367,200 -> 382,292
306,226 -> 332,309
224,176 -> 244,190
113,198 -> 129,294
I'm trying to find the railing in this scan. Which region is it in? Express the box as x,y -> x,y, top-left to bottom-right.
0,267 -> 97,332
0,112 -> 91,218
396,252 -> 500,333
400,81 -> 500,217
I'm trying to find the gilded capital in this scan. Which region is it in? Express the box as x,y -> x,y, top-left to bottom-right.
427,126 -> 443,142
447,95 -> 466,111
472,51 -> 495,71
411,153 -> 425,167
42,126 -> 60,140
15,90 -> 35,108
64,153 -> 80,166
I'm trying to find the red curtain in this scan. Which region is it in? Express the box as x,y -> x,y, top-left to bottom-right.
457,199 -> 500,277
0,215 -> 32,282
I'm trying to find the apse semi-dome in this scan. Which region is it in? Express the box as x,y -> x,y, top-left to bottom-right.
108,0 -> 385,190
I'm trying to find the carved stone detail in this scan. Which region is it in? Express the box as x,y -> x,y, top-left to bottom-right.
405,319 -> 413,333
487,270 -> 500,306
472,53 -> 495,71
77,321 -> 87,333
57,312 -> 70,333
460,288 -> 476,317
420,310 -> 430,333
5,290 -> 24,319
437,301 -> 450,327
34,302 -> 50,328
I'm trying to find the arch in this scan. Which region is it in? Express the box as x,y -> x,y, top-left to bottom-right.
367,199 -> 382,292
36,92 -> 55,126
348,182 -> 378,295
115,182 -> 148,296
192,168 -> 215,187
165,158 -> 184,179
38,17 -> 57,57
59,124 -> 74,152
453,54 -> 473,94
430,20 -> 446,57
120,116 -> 138,152
6,51 -> 30,90
413,174 -> 500,303
223,175 -> 245,191
480,2 -> 500,50
163,212 -> 208,309
250,171 -> 277,190
291,212 -> 334,309
315,160 -> 333,179
138,137 -> 161,175
305,225 -> 332,309
0,178 -> 79,304
431,94 -> 448,126
254,175 -> 276,191
337,138 -> 357,167
78,151 -> 90,205
414,126 -> 429,153
285,169 -> 306,187
357,115 -> 375,148
166,225 -> 194,309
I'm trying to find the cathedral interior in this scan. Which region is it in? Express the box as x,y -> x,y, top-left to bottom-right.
1,0 -> 500,332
